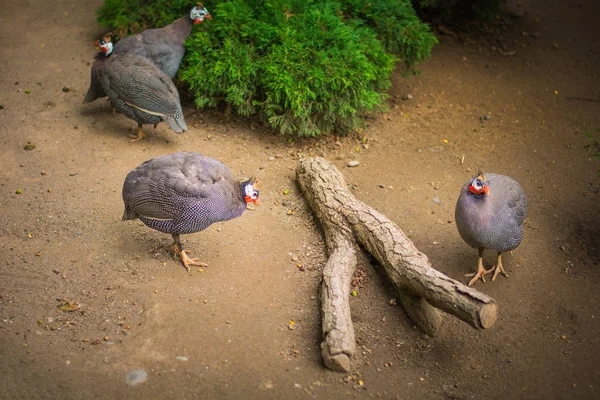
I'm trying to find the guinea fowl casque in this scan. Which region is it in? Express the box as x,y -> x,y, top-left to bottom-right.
122,152 -> 260,271
83,3 -> 211,104
85,33 -> 188,142
455,172 -> 527,286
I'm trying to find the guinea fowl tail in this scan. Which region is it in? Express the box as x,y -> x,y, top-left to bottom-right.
165,114 -> 188,134
122,206 -> 137,221
83,87 -> 100,104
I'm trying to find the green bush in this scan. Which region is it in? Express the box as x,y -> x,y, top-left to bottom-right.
340,0 -> 437,68
97,0 -> 193,37
97,0 -> 437,137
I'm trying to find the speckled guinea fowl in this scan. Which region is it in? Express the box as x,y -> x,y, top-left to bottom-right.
455,172 -> 527,286
113,3 -> 211,79
83,34 -> 112,104
83,3 -> 211,104
87,34 -> 188,142
122,152 -> 260,271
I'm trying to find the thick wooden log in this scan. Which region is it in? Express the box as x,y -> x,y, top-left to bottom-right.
396,291 -> 444,337
347,204 -> 497,329
319,235 -> 356,372
296,158 -> 497,350
294,157 -> 358,372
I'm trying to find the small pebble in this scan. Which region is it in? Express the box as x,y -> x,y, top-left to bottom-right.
125,369 -> 148,386
432,196 -> 441,205
347,160 -> 360,167
62,87 -> 70,93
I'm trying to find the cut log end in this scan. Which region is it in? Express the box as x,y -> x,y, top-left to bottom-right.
478,302 -> 498,329
322,351 -> 352,373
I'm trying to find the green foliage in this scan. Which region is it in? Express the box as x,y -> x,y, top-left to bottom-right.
585,128 -> 600,179
97,0 -> 436,137
340,0 -> 438,68
415,0 -> 505,23
97,0 -> 192,37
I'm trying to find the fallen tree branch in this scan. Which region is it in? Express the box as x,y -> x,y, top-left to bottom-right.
296,157 -> 497,372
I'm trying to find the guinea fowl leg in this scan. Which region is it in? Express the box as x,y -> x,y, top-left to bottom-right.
172,233 -> 208,272
128,124 -> 146,143
465,248 -> 488,286
487,252 -> 509,281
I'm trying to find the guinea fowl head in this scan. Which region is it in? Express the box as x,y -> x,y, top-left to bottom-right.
191,3 -> 212,24
242,178 -> 260,206
94,33 -> 113,56
468,172 -> 490,197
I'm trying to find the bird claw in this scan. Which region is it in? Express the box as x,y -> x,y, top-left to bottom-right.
488,264 -> 508,281
128,133 -> 145,143
173,245 -> 208,272
464,270 -> 487,286
128,126 -> 146,142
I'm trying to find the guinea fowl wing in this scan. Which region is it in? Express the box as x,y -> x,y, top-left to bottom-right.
102,55 -> 180,116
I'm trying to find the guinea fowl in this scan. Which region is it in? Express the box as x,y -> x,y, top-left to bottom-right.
112,3 -> 211,79
83,3 -> 211,104
88,33 -> 188,142
455,172 -> 527,286
83,34 -> 112,104
122,152 -> 260,271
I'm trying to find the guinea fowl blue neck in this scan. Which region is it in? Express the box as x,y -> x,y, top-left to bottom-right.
190,3 -> 212,24
169,3 -> 212,42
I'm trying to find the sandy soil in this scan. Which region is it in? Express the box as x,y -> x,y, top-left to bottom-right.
1,0 -> 599,399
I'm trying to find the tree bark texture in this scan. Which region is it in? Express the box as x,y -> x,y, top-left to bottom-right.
296,157 -> 497,371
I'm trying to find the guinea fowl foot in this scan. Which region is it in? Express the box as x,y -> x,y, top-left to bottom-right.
128,125 -> 146,143
173,243 -> 208,272
464,257 -> 488,286
488,253 -> 509,281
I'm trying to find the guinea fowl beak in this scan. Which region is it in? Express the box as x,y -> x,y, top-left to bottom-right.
469,184 -> 490,195
245,196 -> 259,206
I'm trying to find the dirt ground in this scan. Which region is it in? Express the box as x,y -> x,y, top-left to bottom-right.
1,0 -> 599,399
